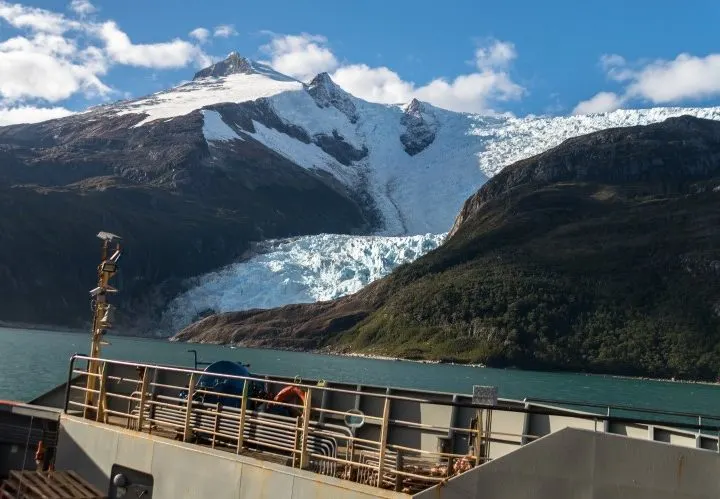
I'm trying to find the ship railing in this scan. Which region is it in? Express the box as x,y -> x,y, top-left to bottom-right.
62,355 -> 720,495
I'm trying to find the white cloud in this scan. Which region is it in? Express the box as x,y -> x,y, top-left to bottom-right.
0,1 -> 211,117
572,91 -> 624,115
625,53 -> 720,103
261,33 -> 338,82
575,51 -> 720,112
0,34 -> 109,102
69,0 -> 96,17
0,104 -> 75,125
0,0 -> 78,33
189,27 -> 210,43
332,64 -> 413,103
416,72 -> 524,113
475,40 -> 516,70
213,24 -> 237,38
99,21 -> 209,69
261,34 -> 525,113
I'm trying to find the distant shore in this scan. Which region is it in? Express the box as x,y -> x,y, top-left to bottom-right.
4,321 -> 719,386
0,321 -> 86,334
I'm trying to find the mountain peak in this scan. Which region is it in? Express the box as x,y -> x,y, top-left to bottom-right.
193,52 -> 255,80
400,98 -> 438,156
403,98 -> 427,116
307,72 -> 358,123
308,72 -> 337,88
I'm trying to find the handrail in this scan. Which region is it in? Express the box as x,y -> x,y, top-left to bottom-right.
525,396 -> 720,422
62,354 -> 720,495
66,354 -> 720,428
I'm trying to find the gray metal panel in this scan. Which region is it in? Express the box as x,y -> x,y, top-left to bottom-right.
415,428 -> 720,499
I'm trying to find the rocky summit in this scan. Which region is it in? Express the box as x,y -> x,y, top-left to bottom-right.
175,116 -> 720,380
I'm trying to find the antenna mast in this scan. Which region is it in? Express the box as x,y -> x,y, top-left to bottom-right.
83,231 -> 122,419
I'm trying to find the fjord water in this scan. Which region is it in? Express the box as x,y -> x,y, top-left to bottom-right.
3,326 -> 720,421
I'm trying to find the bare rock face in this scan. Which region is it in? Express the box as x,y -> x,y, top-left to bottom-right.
0,99 -> 373,330
307,72 -> 359,124
400,99 -> 438,156
193,52 -> 255,79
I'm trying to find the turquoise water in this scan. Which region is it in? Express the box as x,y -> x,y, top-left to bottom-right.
2,326 -> 720,423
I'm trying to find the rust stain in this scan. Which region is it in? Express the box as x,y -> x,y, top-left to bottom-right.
677,454 -> 685,483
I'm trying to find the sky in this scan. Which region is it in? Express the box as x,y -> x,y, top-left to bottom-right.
1,0 -> 720,125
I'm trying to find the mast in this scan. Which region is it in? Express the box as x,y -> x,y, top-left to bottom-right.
83,231 -> 122,419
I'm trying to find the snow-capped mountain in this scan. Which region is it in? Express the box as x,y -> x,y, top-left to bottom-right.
98,52 -> 720,235
3,51 -> 720,330
109,53 -> 720,329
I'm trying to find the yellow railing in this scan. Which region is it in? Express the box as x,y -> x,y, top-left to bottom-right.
63,355 -> 499,494
63,355 -> 720,494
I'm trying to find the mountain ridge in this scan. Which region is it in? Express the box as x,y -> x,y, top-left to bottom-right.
2,52 -> 720,336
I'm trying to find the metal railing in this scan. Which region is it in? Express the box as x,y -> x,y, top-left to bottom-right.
61,355 -> 720,494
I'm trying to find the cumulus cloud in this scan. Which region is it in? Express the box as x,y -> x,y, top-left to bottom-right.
261,33 -> 338,82
574,51 -> 720,113
99,21 -> 209,68
0,34 -> 109,102
0,104 -> 75,125
572,91 -> 624,115
189,27 -> 210,43
261,34 -> 525,113
0,0 -> 78,33
0,1 -> 210,124
475,40 -> 516,70
69,0 -> 96,17
624,53 -> 720,103
332,64 -> 413,103
213,24 -> 237,38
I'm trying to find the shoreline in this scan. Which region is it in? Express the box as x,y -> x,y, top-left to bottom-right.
0,321 -> 86,334
4,321 -> 718,386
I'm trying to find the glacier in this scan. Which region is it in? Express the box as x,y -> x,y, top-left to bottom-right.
163,233 -> 446,330
117,55 -> 720,330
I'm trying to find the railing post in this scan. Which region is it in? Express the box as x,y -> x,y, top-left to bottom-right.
394,452 -> 404,491
212,402 -> 221,449
473,409 -> 483,464
183,373 -> 196,442
376,394 -> 391,488
236,380 -> 249,454
96,362 -> 108,423
299,388 -> 313,469
63,356 -> 76,415
136,369 -> 150,432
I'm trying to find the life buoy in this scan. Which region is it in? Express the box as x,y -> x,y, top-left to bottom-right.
272,386 -> 307,407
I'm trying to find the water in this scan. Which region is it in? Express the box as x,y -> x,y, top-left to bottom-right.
2,326 -> 720,423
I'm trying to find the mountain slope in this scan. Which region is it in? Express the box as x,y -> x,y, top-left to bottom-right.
3,51 -> 720,331
174,116 -> 720,380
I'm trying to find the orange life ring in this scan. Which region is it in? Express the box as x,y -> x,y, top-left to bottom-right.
272,386 -> 307,408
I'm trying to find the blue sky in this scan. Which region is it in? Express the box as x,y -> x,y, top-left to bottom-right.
1,0 -> 720,124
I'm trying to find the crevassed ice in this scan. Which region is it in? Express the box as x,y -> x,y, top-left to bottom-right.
472,107 -> 720,176
164,233 -> 445,330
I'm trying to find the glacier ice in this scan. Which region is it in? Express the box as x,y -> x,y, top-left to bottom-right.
164,233 -> 445,330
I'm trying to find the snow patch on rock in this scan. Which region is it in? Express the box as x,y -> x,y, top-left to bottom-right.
201,110 -> 242,142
